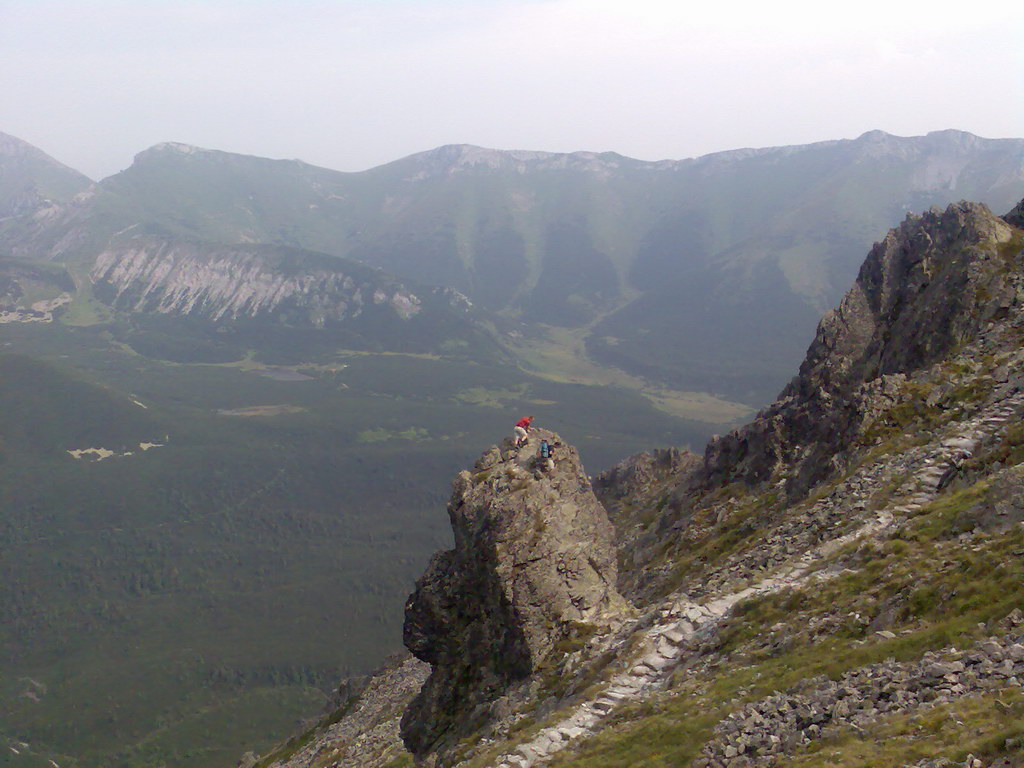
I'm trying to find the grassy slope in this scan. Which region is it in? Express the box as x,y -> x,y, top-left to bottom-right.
550,514 -> 1024,767
547,398 -> 1024,768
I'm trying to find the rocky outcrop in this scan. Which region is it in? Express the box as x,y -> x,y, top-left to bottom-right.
592,447 -> 697,508
1005,198 -> 1024,229
701,201 -> 1023,498
400,428 -> 626,758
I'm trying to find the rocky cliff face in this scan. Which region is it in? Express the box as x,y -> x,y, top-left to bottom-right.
1006,197 -> 1024,228
401,428 -> 626,759
700,201 -> 1022,498
83,234 -> 505,360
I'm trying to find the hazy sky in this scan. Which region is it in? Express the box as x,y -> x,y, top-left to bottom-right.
2,0 -> 1022,180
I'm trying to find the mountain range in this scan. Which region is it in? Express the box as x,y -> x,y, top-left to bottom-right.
1,129 -> 1023,768
3,128 -> 1023,401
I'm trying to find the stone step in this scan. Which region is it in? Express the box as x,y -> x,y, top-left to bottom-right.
641,652 -> 675,671
515,743 -> 544,760
606,684 -> 638,697
683,606 -> 706,623
628,666 -> 657,681
533,733 -> 560,751
656,636 -> 681,657
705,597 -> 736,615
557,725 -> 587,741
630,660 -> 657,675
669,619 -> 694,638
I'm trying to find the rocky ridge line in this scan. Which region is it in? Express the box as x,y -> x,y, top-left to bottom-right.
700,201 -> 1020,499
488,387 -> 1024,768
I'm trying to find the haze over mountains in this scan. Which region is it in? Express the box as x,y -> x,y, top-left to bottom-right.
1,128 -> 1022,768
4,128 -> 1023,400
0,132 -> 90,219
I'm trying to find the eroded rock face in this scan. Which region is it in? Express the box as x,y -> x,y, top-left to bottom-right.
592,447 -> 697,507
91,237 -> 425,324
701,200 -> 1024,498
592,448 -> 702,596
401,429 -> 625,757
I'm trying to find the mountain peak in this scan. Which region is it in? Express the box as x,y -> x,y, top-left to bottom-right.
856,128 -> 894,142
926,128 -> 981,140
132,141 -> 211,164
396,143 -> 631,180
0,130 -> 43,158
0,130 -> 93,216
150,140 -> 204,153
0,130 -> 89,176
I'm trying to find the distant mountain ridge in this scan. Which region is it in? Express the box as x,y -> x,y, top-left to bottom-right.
0,131 -> 92,219
2,129 -> 1023,400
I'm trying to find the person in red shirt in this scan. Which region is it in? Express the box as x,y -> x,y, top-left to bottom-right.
513,416 -> 534,447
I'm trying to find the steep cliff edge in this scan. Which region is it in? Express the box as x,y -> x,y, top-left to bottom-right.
701,201 -> 1021,497
246,198 -> 1024,768
401,429 -> 627,759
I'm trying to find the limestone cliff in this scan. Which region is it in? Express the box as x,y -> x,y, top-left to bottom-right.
92,236 -> 435,324
85,234 -> 503,359
401,428 -> 626,758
